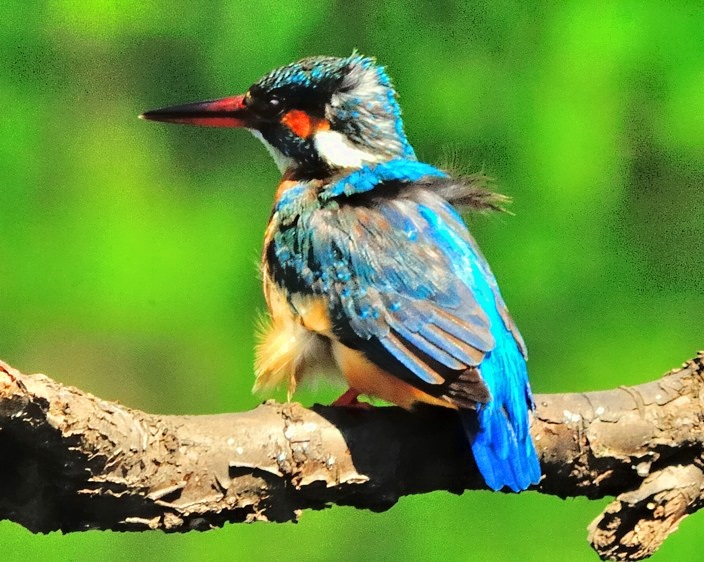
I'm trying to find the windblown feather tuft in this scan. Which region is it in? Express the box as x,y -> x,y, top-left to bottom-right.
422,174 -> 511,214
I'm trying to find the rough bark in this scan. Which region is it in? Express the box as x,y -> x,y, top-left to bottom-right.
1,354 -> 703,560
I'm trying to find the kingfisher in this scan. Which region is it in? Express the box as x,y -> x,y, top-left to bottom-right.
141,53 -> 541,492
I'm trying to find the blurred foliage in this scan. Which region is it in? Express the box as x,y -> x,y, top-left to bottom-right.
1,1 -> 703,560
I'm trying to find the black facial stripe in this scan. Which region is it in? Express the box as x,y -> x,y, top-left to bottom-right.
246,83 -> 333,121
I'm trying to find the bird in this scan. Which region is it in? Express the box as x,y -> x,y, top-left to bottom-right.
141,53 -> 541,492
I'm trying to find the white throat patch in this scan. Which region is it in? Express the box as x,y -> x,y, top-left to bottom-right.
313,130 -> 384,170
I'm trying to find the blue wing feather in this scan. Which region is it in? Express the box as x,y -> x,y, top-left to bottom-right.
267,160 -> 541,490
409,191 -> 540,490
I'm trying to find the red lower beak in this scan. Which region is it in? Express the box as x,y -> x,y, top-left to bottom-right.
140,95 -> 249,128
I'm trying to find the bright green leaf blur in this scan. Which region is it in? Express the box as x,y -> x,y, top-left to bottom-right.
1,2 -> 703,561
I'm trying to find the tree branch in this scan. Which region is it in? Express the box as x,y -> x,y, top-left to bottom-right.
1,354 -> 703,560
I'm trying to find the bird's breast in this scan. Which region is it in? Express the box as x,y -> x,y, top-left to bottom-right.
255,267 -> 336,395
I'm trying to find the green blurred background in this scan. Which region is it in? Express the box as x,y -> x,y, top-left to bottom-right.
2,1 -> 703,560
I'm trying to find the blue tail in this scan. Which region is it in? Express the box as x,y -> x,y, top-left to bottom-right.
462,346 -> 541,492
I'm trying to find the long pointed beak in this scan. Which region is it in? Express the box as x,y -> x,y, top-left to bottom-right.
140,95 -> 249,128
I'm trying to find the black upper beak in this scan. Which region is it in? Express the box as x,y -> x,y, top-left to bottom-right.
140,95 -> 249,128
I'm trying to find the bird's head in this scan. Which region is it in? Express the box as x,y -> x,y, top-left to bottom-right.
142,54 -> 416,177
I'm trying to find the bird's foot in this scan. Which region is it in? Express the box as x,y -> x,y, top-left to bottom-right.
331,388 -> 374,409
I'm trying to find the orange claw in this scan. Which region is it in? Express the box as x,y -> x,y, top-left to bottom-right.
331,388 -> 374,409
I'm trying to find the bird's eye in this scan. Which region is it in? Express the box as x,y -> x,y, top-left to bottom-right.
267,96 -> 281,111
257,94 -> 283,118
246,92 -> 284,119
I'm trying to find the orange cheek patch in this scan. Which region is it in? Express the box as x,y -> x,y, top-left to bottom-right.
281,110 -> 330,138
